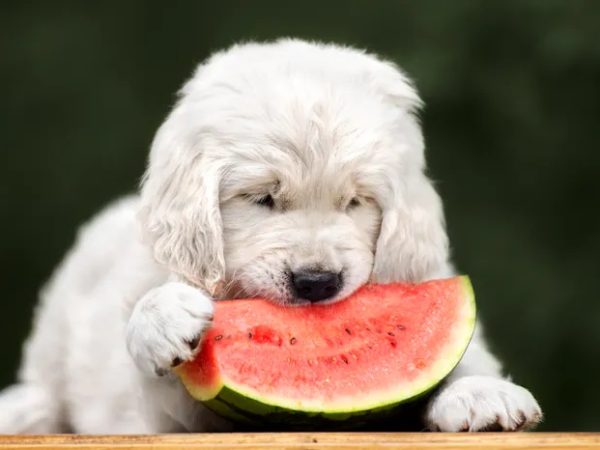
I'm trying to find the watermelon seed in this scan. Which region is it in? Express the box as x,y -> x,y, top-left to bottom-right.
396,324 -> 406,331
341,355 -> 349,364
389,340 -> 397,348
367,344 -> 373,349
345,328 -> 352,335
214,335 -> 223,341
366,327 -> 371,332
289,337 -> 297,345
248,332 -> 253,339
387,331 -> 395,337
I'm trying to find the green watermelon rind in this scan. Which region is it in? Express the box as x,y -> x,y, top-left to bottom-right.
203,397 -> 262,426
183,276 -> 476,421
206,381 -> 435,427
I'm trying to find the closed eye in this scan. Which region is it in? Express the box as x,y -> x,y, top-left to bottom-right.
346,197 -> 361,210
250,194 -> 275,209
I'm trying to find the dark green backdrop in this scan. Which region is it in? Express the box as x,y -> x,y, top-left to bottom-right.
1,1 -> 599,431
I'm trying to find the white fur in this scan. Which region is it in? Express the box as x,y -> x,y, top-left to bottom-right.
126,282 -> 213,377
426,376 -> 542,432
0,39 -> 541,433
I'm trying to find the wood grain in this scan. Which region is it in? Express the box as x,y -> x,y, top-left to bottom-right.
0,433 -> 598,450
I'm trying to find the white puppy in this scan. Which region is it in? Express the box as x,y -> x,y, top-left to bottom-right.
0,39 -> 541,433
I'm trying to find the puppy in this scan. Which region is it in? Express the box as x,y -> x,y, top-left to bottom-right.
0,39 -> 542,433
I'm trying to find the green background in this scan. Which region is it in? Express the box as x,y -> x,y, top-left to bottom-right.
1,1 -> 599,431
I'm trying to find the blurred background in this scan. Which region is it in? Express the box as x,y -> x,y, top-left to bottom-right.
1,0 -> 599,431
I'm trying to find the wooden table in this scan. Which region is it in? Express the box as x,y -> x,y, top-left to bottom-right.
0,433 -> 598,449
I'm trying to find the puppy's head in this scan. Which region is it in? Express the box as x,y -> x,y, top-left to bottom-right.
140,40 -> 449,304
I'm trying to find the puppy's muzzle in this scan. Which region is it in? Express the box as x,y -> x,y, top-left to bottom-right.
291,269 -> 342,302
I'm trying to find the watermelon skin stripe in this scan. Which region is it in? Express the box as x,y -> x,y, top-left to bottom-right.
178,276 -> 476,427
204,382 -> 438,429
202,397 -> 261,426
217,365 -> 442,418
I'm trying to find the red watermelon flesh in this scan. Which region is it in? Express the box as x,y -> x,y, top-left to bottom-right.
176,276 -> 475,424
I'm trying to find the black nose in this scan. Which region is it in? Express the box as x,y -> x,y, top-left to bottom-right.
291,270 -> 342,302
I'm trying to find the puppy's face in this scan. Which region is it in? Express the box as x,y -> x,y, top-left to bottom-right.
219,160 -> 381,305
141,41 -> 450,303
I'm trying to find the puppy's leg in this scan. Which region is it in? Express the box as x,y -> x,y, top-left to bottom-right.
425,324 -> 543,431
126,281 -> 230,431
0,384 -> 61,434
126,282 -> 214,377
0,282 -> 68,433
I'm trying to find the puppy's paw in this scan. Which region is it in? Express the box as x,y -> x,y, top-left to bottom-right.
126,282 -> 213,377
425,376 -> 542,432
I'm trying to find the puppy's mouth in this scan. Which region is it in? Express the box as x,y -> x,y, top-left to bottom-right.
222,270 -> 355,306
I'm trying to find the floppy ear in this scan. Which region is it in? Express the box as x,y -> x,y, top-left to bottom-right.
367,57 -> 450,283
372,173 -> 450,283
138,111 -> 225,294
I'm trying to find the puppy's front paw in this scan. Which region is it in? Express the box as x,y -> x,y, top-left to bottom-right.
426,376 -> 542,432
126,282 -> 213,377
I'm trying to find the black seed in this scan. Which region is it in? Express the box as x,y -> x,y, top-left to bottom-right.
387,331 -> 395,337
396,324 -> 406,331
345,328 -> 352,335
248,332 -> 253,339
289,337 -> 297,345
341,355 -> 349,364
214,335 -> 223,341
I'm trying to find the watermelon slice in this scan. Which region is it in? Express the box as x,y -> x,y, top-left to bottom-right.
176,276 -> 475,427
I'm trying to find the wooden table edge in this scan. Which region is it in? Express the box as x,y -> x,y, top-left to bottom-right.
0,432 -> 599,449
